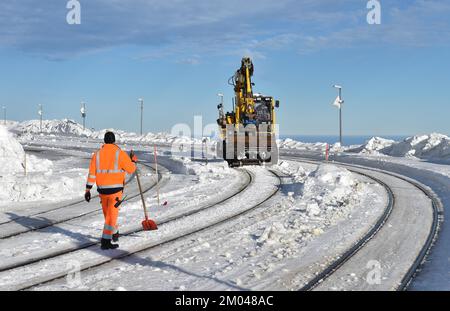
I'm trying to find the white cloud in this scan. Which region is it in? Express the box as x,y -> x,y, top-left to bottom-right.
0,0 -> 449,60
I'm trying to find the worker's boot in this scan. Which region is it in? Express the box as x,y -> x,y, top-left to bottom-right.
101,238 -> 119,250
112,231 -> 119,242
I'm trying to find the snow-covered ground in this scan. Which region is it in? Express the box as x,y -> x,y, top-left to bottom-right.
1,119 -> 448,290
24,161 -> 384,291
0,121 -> 390,291
282,139 -> 450,290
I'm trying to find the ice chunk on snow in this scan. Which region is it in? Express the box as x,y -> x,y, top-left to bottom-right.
308,164 -> 355,187
306,203 -> 321,216
257,223 -> 287,245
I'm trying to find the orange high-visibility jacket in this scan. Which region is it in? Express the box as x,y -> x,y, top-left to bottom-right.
86,144 -> 136,194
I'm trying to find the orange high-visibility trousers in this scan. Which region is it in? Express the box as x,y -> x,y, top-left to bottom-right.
100,192 -> 123,240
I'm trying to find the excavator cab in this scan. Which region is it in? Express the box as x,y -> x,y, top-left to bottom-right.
216,57 -> 280,167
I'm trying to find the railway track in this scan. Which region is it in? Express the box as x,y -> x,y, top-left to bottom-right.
0,168 -> 282,290
0,152 -> 152,226
0,161 -> 162,239
4,153 -> 437,291
22,169 -> 282,290
285,157 -> 442,291
0,167 -> 251,273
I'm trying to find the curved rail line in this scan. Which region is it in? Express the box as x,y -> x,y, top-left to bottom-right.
0,158 -> 148,226
13,168 -> 282,290
1,141 -> 166,227
21,169 -> 283,291
294,159 -> 395,290
285,157 -> 441,291
0,162 -> 162,239
0,168 -> 254,275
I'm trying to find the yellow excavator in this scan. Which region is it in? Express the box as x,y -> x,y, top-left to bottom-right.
216,57 -> 280,167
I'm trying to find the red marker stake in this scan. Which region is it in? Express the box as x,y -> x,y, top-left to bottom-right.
154,145 -> 168,206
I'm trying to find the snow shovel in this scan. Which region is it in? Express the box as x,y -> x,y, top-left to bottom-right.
135,163 -> 158,231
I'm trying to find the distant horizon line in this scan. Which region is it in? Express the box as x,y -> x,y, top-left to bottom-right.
280,134 -> 414,137
2,118 -> 447,138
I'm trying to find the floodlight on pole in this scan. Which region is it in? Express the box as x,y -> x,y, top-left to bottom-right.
332,85 -> 344,145
80,102 -> 86,130
139,98 -> 144,136
217,93 -> 224,105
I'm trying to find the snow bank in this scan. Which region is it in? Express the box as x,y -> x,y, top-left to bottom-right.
0,125 -> 86,204
0,172 -> 86,203
13,118 -> 198,146
253,162 -> 374,255
2,120 -> 19,130
384,133 -> 450,159
14,119 -> 92,137
90,129 -> 196,145
0,125 -> 28,175
277,160 -> 308,183
277,139 -> 344,153
302,164 -> 357,213
347,137 -> 395,154
1,125 -> 52,175
349,133 -> 450,161
278,138 -> 326,150
171,156 -> 232,182
278,161 -> 366,221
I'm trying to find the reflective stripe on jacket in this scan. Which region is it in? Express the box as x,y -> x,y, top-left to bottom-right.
86,144 -> 136,193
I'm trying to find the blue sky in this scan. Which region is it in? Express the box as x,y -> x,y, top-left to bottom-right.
1,0 -> 450,136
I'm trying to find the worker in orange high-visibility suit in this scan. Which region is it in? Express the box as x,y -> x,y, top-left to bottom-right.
84,131 -> 138,250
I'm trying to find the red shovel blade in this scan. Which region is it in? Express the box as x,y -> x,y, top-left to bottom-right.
142,218 -> 158,231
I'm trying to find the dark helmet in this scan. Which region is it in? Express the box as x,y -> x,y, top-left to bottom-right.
104,131 -> 116,144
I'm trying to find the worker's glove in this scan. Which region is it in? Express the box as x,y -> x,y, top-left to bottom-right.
129,150 -> 138,163
84,190 -> 91,203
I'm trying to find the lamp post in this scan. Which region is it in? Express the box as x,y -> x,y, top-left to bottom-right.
217,93 -> 224,106
332,85 -> 344,145
217,93 -> 225,119
2,106 -> 5,125
139,98 -> 144,136
38,104 -> 43,133
80,102 -> 86,130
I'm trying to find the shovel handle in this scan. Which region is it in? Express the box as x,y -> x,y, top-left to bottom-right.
154,145 -> 160,205
135,164 -> 149,220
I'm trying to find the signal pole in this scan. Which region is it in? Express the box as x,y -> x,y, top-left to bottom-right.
38,104 -> 43,133
81,102 -> 86,130
217,93 -> 225,120
139,98 -> 144,136
333,85 -> 344,145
